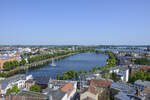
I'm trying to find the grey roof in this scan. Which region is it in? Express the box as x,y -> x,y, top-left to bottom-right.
115,92 -> 130,100
135,80 -> 150,87
34,76 -> 50,84
46,89 -> 66,100
109,65 -> 129,71
111,82 -> 136,94
48,80 -> 67,87
115,92 -> 146,100
0,74 -> 26,90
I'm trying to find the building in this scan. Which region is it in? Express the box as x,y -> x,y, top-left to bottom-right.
134,80 -> 150,91
110,82 -> 136,100
114,91 -> 145,100
110,82 -> 146,100
25,79 -> 36,90
109,66 -> 129,82
140,66 -> 150,72
80,79 -> 112,100
48,79 -> 77,91
43,80 -> 77,100
60,82 -> 76,100
0,74 -> 32,94
129,65 -> 140,75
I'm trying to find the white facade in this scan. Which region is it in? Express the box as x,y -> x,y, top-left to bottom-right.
1,79 -> 26,94
48,80 -> 77,100
61,94 -> 68,100
67,81 -> 77,100
0,74 -> 33,94
118,69 -> 129,82
109,66 -> 129,82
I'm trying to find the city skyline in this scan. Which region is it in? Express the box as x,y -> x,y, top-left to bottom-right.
1,0 -> 150,45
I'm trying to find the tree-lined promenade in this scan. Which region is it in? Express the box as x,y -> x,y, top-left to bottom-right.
0,48 -> 95,77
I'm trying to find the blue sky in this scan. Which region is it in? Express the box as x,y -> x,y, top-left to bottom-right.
0,0 -> 150,45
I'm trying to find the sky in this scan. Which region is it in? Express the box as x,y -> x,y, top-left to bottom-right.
0,0 -> 150,45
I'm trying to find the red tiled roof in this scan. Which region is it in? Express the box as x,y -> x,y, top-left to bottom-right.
140,66 -> 150,72
59,82 -> 74,97
90,79 -> 112,88
84,79 -> 112,95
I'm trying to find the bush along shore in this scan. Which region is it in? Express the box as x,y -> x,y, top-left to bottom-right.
56,51 -> 116,80
0,48 -> 96,77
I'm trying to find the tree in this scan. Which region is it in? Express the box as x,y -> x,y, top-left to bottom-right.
101,69 -> 110,79
67,70 -> 76,79
6,85 -> 20,94
19,56 -> 26,65
3,60 -> 19,70
30,84 -> 40,92
110,72 -> 120,82
134,58 -> 149,65
62,72 -> 69,80
57,74 -> 60,80
129,70 -> 150,83
85,70 -> 88,73
0,71 -> 6,77
80,70 -> 85,74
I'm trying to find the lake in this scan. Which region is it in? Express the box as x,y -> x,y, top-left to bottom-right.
28,52 -> 108,79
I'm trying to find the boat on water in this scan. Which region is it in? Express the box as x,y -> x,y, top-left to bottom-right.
51,58 -> 56,66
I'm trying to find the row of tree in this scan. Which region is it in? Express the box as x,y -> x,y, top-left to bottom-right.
3,57 -> 26,71
57,70 -> 78,80
27,48 -> 95,64
134,58 -> 149,65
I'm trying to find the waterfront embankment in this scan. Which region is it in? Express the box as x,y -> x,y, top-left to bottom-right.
5,52 -> 78,77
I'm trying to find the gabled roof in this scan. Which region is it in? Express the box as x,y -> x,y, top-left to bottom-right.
47,90 -> 66,100
111,82 -> 136,94
140,66 -> 150,72
83,79 -> 112,95
59,82 -> 74,97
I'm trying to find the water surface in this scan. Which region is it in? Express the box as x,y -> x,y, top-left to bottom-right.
28,52 -> 108,78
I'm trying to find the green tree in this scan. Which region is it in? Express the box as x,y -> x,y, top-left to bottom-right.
80,70 -> 85,74
30,84 -> 40,92
19,56 -> 26,65
0,72 -> 6,77
85,70 -> 88,73
134,58 -> 149,65
3,60 -> 19,70
110,72 -> 120,82
129,70 -> 150,83
6,85 -> 20,94
57,74 -> 61,80
62,72 -> 69,80
101,69 -> 110,79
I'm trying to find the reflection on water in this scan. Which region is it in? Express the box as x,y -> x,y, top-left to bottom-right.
28,52 -> 108,78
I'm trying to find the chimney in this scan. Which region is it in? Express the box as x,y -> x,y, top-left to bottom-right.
136,89 -> 140,96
